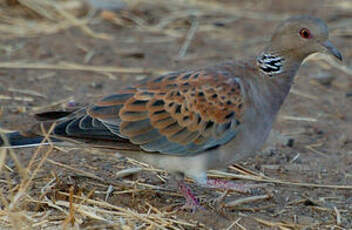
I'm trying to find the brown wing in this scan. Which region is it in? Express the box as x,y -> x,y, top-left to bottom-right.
84,69 -> 245,155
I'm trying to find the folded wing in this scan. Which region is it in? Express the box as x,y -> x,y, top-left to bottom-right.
84,70 -> 245,155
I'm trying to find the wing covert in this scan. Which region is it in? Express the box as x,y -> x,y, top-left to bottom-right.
87,70 -> 245,155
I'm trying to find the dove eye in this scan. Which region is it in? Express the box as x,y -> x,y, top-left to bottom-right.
299,28 -> 312,39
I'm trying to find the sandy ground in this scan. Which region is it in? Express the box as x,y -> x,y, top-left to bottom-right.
0,0 -> 351,229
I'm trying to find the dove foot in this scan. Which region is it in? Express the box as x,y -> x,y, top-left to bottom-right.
177,180 -> 203,212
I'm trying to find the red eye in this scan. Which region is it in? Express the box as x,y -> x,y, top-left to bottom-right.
299,28 -> 312,39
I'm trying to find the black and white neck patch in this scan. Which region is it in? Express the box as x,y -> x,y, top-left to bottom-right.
256,53 -> 285,77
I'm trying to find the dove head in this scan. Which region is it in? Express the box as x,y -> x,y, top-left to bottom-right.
255,16 -> 342,108
270,15 -> 342,61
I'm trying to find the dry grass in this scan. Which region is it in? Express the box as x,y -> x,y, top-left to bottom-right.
0,0 -> 352,229
0,0 -> 109,39
1,140 -> 351,229
2,139 -> 351,229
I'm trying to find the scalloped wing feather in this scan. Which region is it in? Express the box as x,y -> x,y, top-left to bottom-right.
84,70 -> 245,155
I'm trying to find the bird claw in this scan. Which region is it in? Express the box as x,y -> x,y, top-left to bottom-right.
177,181 -> 204,212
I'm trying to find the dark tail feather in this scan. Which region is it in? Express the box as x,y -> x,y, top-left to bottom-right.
0,131 -> 59,148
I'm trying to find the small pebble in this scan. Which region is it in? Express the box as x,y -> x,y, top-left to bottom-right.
286,138 -> 295,147
90,81 -> 104,89
213,22 -> 226,27
115,167 -> 142,178
136,75 -> 147,81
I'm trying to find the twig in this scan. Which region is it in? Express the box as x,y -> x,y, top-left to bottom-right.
208,170 -> 352,190
279,115 -> 317,122
46,158 -> 106,183
115,167 -> 142,178
254,217 -> 303,229
0,95 -> 34,102
176,15 -> 199,59
181,0 -> 289,21
225,218 -> 245,230
0,61 -> 167,75
31,96 -> 74,112
7,88 -> 46,98
225,194 -> 271,208
52,2 -> 112,40
334,206 -> 342,226
290,89 -> 318,100
104,185 -> 114,202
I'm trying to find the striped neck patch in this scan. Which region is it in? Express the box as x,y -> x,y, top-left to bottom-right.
256,53 -> 285,77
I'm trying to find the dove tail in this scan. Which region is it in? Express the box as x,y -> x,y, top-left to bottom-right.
0,131 -> 59,148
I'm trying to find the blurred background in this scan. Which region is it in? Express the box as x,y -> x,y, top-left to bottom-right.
0,0 -> 351,229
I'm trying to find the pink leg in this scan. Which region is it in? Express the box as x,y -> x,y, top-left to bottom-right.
205,179 -> 262,193
177,180 -> 202,211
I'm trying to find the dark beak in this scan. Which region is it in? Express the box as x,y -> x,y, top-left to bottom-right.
322,40 -> 343,61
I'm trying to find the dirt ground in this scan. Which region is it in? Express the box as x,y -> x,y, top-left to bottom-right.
0,0 -> 351,229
